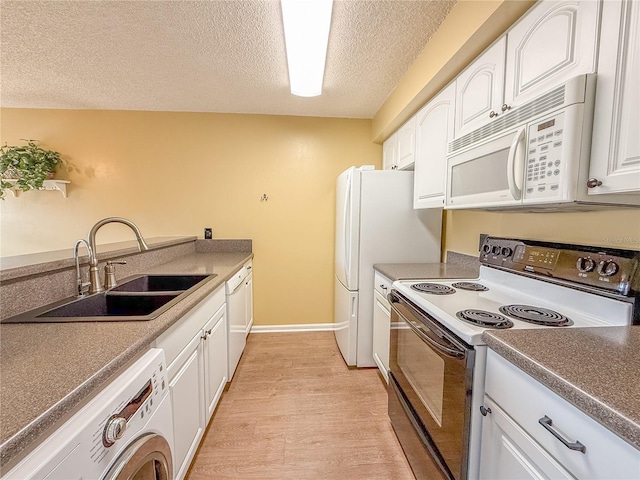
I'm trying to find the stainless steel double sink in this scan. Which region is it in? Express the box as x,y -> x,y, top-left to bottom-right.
2,274 -> 216,323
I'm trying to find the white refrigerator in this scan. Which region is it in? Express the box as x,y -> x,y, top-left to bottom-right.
334,165 -> 442,367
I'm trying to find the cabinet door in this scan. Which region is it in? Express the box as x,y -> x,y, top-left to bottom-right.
397,115 -> 417,170
479,397 -> 574,480
372,290 -> 390,383
203,305 -> 228,424
168,334 -> 204,480
383,132 -> 398,170
589,0 -> 640,195
414,83 -> 455,209
454,36 -> 506,138
505,0 -> 600,109
244,273 -> 253,336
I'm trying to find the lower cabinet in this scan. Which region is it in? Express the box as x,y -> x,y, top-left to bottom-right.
203,305 -> 228,423
372,272 -> 392,383
480,350 -> 640,479
479,396 -> 573,479
167,333 -> 205,480
154,284 -> 228,480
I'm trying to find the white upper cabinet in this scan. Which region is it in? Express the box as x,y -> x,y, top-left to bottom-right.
383,132 -> 398,170
397,115 -> 417,170
414,83 -> 455,209
454,36 -> 506,138
504,0 -> 600,109
589,0 -> 640,195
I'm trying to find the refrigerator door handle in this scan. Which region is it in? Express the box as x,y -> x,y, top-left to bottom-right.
343,171 -> 352,285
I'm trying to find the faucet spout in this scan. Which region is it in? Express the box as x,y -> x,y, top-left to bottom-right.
87,217 -> 149,294
73,239 -> 93,297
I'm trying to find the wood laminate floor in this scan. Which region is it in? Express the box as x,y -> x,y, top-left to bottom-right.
186,331 -> 415,480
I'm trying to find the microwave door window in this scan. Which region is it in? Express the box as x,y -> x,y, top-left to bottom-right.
451,147 -> 510,197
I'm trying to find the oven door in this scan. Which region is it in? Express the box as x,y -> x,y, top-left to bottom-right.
388,290 -> 475,480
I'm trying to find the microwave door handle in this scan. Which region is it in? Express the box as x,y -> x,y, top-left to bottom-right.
507,127 -> 526,200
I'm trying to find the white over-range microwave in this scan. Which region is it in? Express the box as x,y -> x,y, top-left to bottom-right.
445,74 -> 628,210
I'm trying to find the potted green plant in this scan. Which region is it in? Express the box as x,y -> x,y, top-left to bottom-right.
0,140 -> 63,199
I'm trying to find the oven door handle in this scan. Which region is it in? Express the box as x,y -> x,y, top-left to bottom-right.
390,302 -> 465,358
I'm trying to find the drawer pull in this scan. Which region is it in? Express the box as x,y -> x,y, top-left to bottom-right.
380,284 -> 388,290
479,405 -> 492,416
538,415 -> 586,453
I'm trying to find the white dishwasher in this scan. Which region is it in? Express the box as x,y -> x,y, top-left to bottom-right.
226,265 -> 248,380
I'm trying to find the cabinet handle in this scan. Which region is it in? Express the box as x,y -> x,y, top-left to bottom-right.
489,111 -> 499,118
479,405 -> 492,416
538,416 -> 586,453
380,285 -> 388,290
587,178 -> 602,188
501,104 -> 511,112
201,333 -> 209,340
246,265 -> 252,270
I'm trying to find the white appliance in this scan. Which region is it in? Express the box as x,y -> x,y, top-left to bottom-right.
3,349 -> 174,480
334,165 -> 442,367
388,237 -> 639,479
226,265 -> 250,380
446,74 -> 636,210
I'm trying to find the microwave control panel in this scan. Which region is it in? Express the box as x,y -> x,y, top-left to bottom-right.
524,112 -> 566,200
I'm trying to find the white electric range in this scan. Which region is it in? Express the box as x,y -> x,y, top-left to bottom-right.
387,236 -> 640,480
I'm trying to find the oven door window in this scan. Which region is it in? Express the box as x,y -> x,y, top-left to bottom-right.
397,325 -> 446,426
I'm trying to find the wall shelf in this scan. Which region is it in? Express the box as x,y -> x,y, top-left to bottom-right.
4,179 -> 71,198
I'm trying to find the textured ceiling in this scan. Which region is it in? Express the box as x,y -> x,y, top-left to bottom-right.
0,0 -> 456,119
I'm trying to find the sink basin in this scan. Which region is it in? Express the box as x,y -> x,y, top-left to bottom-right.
111,274 -> 213,293
37,293 -> 179,318
1,273 -> 216,323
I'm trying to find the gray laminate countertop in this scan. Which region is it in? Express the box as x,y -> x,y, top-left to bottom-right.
483,327 -> 640,450
0,250 -> 252,469
373,263 -> 479,282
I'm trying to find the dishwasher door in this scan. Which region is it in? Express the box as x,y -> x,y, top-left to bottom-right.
226,277 -> 247,380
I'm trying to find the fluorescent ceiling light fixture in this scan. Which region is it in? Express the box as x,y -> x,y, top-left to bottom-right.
281,0 -> 333,97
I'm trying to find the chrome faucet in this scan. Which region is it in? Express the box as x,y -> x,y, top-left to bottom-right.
73,239 -> 93,297
87,217 -> 149,294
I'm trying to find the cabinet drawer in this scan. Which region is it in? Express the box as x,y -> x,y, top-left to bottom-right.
485,350 -> 640,479
374,272 -> 393,298
155,284 -> 225,366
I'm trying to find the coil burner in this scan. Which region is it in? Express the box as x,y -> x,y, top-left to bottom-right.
451,282 -> 488,292
456,309 -> 513,329
410,283 -> 456,295
499,304 -> 573,326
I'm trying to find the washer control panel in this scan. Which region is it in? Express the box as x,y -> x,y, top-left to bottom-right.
524,112 -> 565,200
3,349 -> 171,480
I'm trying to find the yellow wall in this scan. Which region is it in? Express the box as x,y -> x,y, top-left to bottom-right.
0,108 -> 380,326
372,0 -> 536,142
444,209 -> 640,255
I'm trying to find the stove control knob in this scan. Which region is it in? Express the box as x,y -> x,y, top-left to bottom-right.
103,415 -> 127,447
491,245 -> 501,255
501,247 -> 513,257
576,257 -> 595,273
597,260 -> 619,277
482,244 -> 492,254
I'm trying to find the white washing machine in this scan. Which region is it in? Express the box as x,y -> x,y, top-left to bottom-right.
3,348 -> 174,480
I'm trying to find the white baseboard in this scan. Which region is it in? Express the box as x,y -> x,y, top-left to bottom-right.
250,323 -> 337,333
